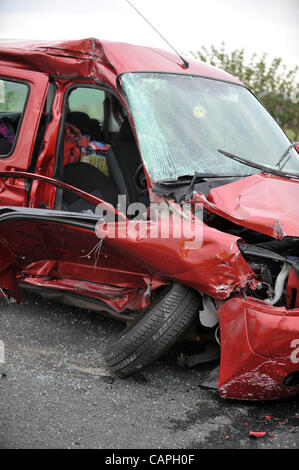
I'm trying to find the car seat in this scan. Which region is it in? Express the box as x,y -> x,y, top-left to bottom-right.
106,118 -> 142,206
62,161 -> 119,212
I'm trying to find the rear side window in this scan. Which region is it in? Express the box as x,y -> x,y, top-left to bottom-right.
0,79 -> 29,157
68,87 -> 105,121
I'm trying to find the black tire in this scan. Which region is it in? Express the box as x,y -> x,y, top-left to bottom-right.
104,283 -> 201,377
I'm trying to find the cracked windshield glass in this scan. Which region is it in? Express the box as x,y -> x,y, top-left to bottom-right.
122,72 -> 299,182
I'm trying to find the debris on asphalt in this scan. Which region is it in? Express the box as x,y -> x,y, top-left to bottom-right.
249,431 -> 267,438
279,419 -> 289,425
132,372 -> 148,383
100,375 -> 114,384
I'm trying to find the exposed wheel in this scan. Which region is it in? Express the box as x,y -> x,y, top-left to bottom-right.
104,283 -> 201,377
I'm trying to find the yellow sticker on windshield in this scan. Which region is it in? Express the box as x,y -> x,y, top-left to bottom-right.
193,105 -> 206,118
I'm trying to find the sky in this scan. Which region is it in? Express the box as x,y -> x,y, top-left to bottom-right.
0,0 -> 298,70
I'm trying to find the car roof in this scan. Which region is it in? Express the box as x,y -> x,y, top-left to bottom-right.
0,37 -> 243,86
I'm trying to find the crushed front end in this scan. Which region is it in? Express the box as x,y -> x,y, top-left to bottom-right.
218,297 -> 299,400
198,191 -> 299,400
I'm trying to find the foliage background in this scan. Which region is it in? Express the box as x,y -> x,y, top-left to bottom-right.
191,43 -> 299,141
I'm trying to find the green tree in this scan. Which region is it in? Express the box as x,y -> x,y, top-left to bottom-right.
190,42 -> 299,141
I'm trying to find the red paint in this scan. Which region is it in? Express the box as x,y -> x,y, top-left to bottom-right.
96,216 -> 255,298
249,431 -> 267,438
194,173 -> 299,238
23,277 -> 149,312
217,297 -> 299,400
0,38 -> 241,85
0,38 -> 298,401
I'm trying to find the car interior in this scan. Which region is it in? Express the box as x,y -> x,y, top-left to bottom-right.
0,116 -> 16,155
0,81 -> 149,216
59,86 -> 149,214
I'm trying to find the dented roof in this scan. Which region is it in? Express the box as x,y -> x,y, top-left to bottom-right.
0,37 -> 242,85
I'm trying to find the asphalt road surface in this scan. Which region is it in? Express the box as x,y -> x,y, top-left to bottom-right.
0,290 -> 298,450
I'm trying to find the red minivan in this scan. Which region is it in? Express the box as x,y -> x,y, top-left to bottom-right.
0,38 -> 298,400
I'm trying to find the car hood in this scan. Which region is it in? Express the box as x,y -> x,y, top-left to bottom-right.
194,173 -> 299,239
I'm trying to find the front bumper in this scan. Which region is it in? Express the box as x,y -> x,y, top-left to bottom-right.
217,297 -> 299,400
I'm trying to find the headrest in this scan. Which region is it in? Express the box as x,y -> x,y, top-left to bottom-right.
66,111 -> 90,130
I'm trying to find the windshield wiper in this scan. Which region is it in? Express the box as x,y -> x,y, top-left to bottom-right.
217,148 -> 299,179
157,173 -> 242,185
184,172 -> 204,201
275,142 -> 299,170
182,172 -> 241,200
157,172 -> 243,202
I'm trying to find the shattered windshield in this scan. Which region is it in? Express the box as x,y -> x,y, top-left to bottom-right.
121,72 -> 299,182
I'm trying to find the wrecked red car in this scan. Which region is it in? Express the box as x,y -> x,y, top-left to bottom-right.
0,38 -> 298,400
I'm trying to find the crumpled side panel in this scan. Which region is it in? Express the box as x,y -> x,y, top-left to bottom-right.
0,217 -> 164,309
96,215 -> 255,299
22,276 -> 149,312
0,209 -> 255,303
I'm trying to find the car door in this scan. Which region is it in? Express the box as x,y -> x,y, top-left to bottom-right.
0,66 -> 49,206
